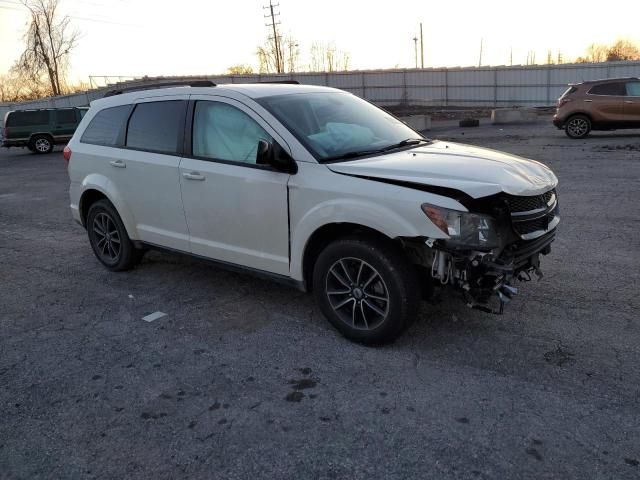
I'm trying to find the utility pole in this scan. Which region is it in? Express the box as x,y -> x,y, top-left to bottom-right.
478,38 -> 483,67
510,47 -> 513,66
419,23 -> 424,68
412,36 -> 418,68
264,1 -> 283,73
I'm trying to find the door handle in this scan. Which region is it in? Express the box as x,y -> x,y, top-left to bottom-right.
583,99 -> 593,102
624,100 -> 634,104
109,160 -> 126,168
182,171 -> 205,181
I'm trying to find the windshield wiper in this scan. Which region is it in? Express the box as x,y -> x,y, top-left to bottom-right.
379,138 -> 431,152
323,149 -> 384,162
322,138 -> 431,163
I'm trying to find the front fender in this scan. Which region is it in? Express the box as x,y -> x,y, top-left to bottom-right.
289,197 -> 439,281
79,174 -> 139,239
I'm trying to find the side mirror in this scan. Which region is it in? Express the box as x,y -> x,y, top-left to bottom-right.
256,139 -> 273,166
256,139 -> 297,174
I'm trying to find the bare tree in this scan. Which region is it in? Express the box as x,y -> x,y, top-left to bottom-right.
309,42 -> 350,72
13,0 -> 79,96
606,39 -> 640,61
227,64 -> 254,75
585,43 -> 609,62
257,34 -> 300,74
257,36 -> 280,74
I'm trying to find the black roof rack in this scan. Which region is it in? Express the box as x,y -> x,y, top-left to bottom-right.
580,76 -> 639,84
255,80 -> 300,84
104,80 -> 216,97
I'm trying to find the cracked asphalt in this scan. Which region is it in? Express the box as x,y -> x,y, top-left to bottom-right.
1,120 -> 639,479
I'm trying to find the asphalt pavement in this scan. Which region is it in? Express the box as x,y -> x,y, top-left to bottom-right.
1,123 -> 639,479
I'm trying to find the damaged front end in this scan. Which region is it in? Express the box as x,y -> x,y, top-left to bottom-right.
407,189 -> 559,313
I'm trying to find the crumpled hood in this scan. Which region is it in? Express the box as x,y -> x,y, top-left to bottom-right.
327,140 -> 558,199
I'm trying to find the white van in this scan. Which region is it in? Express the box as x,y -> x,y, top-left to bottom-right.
66,82 -> 559,344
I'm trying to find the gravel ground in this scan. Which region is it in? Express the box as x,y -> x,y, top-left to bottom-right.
1,121 -> 639,480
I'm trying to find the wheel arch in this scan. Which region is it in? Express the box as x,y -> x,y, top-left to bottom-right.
300,222 -> 403,292
78,180 -> 138,239
28,132 -> 55,143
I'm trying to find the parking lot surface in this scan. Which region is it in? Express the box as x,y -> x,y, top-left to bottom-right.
1,122 -> 639,479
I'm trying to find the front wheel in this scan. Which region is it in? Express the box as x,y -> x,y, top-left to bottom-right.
312,238 -> 420,345
565,114 -> 591,139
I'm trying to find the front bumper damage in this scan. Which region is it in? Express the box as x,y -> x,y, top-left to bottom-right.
428,229 -> 556,313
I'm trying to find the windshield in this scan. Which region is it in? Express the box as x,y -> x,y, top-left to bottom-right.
257,92 -> 424,162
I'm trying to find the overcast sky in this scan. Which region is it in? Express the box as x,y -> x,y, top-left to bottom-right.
1,0 -> 639,84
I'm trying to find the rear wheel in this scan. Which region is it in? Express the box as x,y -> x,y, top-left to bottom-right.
87,199 -> 143,271
565,114 -> 591,139
29,135 -> 54,154
312,238 -> 420,345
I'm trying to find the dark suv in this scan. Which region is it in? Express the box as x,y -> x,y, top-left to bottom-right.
553,77 -> 640,138
2,107 -> 88,153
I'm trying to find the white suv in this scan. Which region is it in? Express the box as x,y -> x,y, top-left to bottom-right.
66,82 -> 559,344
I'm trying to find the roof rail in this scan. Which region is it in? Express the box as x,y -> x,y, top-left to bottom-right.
104,80 -> 216,97
256,80 -> 300,84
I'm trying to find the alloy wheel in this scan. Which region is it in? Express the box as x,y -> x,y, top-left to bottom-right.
567,118 -> 589,138
34,138 -> 51,153
92,212 -> 121,263
325,257 -> 390,330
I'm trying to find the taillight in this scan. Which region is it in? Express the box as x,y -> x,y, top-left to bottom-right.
558,97 -> 572,107
63,145 -> 72,163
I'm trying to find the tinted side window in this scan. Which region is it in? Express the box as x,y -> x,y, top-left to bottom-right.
7,110 -> 51,127
126,101 -> 185,154
588,83 -> 626,96
56,109 -> 77,123
192,101 -> 273,164
81,105 -> 130,146
626,82 -> 640,96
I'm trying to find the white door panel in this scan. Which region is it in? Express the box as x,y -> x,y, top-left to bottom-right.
179,158 -> 290,274
110,148 -> 189,251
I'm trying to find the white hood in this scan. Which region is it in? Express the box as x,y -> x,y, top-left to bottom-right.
327,141 -> 558,199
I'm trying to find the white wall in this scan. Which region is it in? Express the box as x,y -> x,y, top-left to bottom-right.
2,61 -> 640,121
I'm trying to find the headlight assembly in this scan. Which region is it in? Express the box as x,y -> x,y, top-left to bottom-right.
421,203 -> 499,249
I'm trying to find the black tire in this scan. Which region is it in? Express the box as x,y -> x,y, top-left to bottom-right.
564,114 -> 591,139
312,237 -> 420,345
86,199 -> 142,271
29,135 -> 54,154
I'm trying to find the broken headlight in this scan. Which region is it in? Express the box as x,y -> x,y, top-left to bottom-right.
421,203 -> 499,249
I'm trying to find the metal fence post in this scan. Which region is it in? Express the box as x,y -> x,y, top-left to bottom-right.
493,68 -> 498,108
444,68 -> 448,107
362,72 -> 366,100
546,65 -> 551,106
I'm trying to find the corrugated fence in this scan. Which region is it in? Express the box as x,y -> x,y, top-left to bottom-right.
2,61 -> 640,120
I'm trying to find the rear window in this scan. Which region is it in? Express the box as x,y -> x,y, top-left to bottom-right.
588,82 -> 626,96
56,109 -> 77,124
7,110 -> 51,127
125,101 -> 185,154
81,105 -> 130,146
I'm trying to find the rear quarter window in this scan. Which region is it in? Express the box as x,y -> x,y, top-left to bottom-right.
588,83 -> 626,96
80,105 -> 131,146
7,110 -> 51,127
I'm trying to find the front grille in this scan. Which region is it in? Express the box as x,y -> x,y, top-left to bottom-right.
505,189 -> 555,213
505,189 -> 558,239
